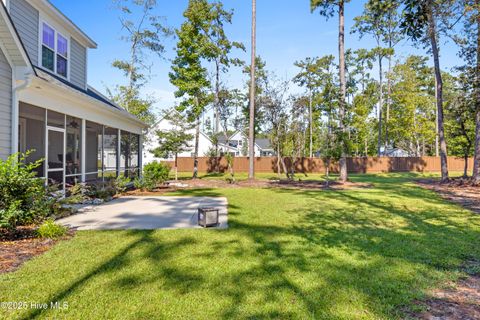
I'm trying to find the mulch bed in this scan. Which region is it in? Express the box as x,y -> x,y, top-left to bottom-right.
411,178 -> 480,319
406,275 -> 480,320
417,178 -> 480,214
125,179 -> 372,195
0,226 -> 74,274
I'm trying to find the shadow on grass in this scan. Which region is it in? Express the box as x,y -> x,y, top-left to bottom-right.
19,174 -> 480,319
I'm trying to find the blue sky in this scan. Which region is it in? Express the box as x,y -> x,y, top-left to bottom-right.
50,0 -> 462,113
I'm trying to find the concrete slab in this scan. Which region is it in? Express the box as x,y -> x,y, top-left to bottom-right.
57,196 -> 228,230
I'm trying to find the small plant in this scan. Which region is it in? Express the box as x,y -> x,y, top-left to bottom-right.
65,183 -> 92,204
114,175 -> 131,194
134,177 -> 155,192
142,161 -> 170,190
36,219 -> 68,239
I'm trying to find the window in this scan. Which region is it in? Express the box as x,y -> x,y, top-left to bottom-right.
57,34 -> 68,77
42,23 -> 54,71
41,23 -> 68,78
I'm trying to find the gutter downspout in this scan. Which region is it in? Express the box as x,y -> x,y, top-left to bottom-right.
11,71 -> 33,154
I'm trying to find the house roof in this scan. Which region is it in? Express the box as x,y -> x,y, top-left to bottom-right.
32,0 -> 97,48
0,1 -> 33,70
255,138 -> 272,150
34,67 -> 147,128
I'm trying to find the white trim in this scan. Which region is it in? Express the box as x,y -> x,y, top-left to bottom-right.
27,0 -> 97,49
39,20 -> 70,80
81,118 -> 85,182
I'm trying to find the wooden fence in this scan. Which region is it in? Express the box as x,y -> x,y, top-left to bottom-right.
164,156 -> 473,174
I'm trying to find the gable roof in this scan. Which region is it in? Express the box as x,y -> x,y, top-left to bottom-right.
255,138 -> 273,150
0,1 -> 33,70
29,0 -> 97,48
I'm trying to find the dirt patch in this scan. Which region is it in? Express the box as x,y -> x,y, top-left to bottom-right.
406,275 -> 480,320
0,226 -> 74,274
417,178 -> 480,214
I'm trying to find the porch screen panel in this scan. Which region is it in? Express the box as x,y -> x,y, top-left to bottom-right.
47,110 -> 65,128
66,116 -> 82,186
120,131 -> 140,178
130,133 -> 140,178
19,103 -> 46,177
120,131 -> 130,177
85,121 -> 103,182
103,127 -> 118,180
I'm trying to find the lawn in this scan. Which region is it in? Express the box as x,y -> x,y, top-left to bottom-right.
1,174 -> 479,319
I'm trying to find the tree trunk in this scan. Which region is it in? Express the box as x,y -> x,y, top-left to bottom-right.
473,0 -> 480,183
427,7 -> 449,182
309,90 -> 313,158
377,55 -> 384,156
338,0 -> 348,183
193,116 -> 200,179
215,60 -> 220,134
385,53 -> 392,151
175,153 -> 178,181
248,0 -> 256,180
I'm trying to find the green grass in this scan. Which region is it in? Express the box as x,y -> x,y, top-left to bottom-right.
1,173 -> 479,319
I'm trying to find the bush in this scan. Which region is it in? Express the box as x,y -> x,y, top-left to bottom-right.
143,161 -> 170,190
114,175 -> 131,194
0,152 -> 51,230
134,177 -> 155,192
36,219 -> 68,239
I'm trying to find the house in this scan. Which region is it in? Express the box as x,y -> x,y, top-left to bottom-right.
0,0 -> 146,190
143,116 -> 236,163
217,131 -> 276,157
144,119 -> 275,164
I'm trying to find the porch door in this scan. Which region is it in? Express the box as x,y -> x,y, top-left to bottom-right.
46,127 -> 65,189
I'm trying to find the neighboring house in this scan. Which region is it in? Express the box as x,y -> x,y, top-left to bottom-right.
0,0 -> 146,190
217,131 -> 275,157
143,120 -> 275,164
382,147 -> 412,157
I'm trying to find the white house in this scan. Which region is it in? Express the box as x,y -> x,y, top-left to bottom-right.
0,0 -> 146,190
144,119 -> 275,164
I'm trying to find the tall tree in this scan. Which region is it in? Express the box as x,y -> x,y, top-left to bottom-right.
353,0 -> 400,155
444,71 -> 476,177
170,0 -> 213,179
389,56 -> 436,155
202,2 -> 245,134
248,0 -> 257,180
401,0 -> 452,182
293,57 -> 322,158
311,0 -> 350,183
111,0 -> 170,125
458,0 -> 480,182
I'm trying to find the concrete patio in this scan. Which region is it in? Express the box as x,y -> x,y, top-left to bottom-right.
58,196 -> 228,230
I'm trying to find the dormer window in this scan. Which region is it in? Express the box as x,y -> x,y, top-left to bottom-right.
41,22 -> 68,78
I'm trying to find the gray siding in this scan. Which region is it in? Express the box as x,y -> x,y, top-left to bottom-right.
10,0 -> 39,66
70,38 -> 86,89
0,48 -> 12,160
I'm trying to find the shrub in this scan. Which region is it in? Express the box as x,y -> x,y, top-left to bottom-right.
0,152 -> 51,230
134,177 -> 155,192
36,219 -> 68,239
114,175 -> 131,194
143,161 -> 170,190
